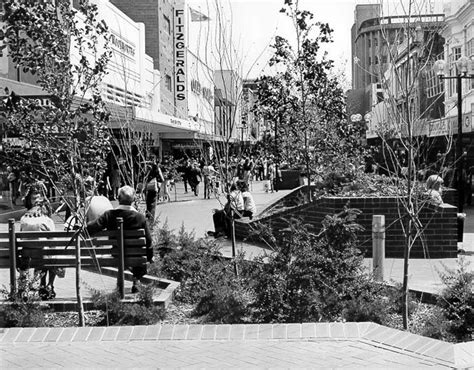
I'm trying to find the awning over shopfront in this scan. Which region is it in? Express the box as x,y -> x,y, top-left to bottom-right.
428,112 -> 473,137
0,77 -> 46,97
134,107 -> 202,134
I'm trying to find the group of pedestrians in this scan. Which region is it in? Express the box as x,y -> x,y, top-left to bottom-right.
227,155 -> 282,193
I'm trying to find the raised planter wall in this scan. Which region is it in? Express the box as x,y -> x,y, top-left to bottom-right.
235,195 -> 458,258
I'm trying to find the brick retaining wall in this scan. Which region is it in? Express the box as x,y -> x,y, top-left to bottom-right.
235,194 -> 458,258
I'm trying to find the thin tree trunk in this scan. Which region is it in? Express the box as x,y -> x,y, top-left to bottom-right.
75,236 -> 85,326
230,209 -> 239,276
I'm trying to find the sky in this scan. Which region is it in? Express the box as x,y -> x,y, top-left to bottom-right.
188,0 -> 446,85
188,0 -> 367,85
228,0 -> 359,82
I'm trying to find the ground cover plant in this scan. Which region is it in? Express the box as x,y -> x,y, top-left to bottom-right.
1,211 -> 471,342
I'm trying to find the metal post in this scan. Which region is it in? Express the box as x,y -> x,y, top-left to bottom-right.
117,217 -> 125,298
456,74 -> 464,214
8,219 -> 17,296
372,215 -> 385,282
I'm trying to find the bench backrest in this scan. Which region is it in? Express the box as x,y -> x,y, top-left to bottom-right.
0,229 -> 147,269
1,218 -> 147,299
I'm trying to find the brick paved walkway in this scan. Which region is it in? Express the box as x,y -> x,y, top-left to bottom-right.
1,322 -> 473,368
1,183 -> 473,368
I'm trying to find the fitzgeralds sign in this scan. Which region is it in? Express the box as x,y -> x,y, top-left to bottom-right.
174,7 -> 186,101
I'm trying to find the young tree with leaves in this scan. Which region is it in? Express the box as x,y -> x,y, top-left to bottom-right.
361,1 -> 452,329
0,0 -> 111,325
255,0 -> 363,201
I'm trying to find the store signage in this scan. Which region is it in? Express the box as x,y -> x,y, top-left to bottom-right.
0,94 -> 56,111
428,114 -> 473,137
174,8 -> 186,101
110,33 -> 135,58
429,118 -> 450,137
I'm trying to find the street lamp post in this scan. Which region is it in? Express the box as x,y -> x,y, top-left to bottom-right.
350,112 -> 371,146
434,56 -> 474,214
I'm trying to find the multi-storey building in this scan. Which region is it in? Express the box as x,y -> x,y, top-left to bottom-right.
111,0 -> 242,158
349,3 -> 444,130
437,0 -> 474,161
110,0 -> 178,118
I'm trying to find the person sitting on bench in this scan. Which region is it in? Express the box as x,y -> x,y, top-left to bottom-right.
208,182 -> 244,238
87,185 -> 153,293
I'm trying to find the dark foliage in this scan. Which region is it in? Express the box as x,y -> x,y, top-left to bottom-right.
437,259 -> 474,341
90,284 -> 165,326
0,272 -> 49,328
249,208 -> 372,322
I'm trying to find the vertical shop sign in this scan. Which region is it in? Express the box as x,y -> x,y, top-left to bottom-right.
174,5 -> 186,102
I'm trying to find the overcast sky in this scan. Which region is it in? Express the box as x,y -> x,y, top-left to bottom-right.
224,0 -> 358,82
188,0 -> 445,84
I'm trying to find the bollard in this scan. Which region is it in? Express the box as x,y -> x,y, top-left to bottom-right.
372,215 -> 385,282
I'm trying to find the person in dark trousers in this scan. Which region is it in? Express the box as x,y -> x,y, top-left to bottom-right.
208,183 -> 244,238
188,161 -> 202,196
181,158 -> 192,193
87,185 -> 153,293
145,160 -> 164,220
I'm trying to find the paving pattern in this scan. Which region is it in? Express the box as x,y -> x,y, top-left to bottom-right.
1,322 -> 472,368
1,182 -> 473,368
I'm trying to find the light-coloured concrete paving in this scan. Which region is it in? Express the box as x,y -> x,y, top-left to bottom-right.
1,322 -> 472,368
1,181 -> 473,299
1,181 -> 473,368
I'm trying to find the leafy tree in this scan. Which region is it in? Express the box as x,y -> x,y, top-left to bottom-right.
0,0 -> 111,325
361,1 -> 449,329
0,0 -> 111,199
254,0 -> 363,200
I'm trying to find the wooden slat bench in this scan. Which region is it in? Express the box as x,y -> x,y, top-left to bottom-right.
0,217 -> 147,298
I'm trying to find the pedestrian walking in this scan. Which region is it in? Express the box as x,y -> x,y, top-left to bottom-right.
145,159 -> 164,220
6,166 -> 18,208
108,165 -> 121,200
202,161 -> 217,199
188,161 -> 202,196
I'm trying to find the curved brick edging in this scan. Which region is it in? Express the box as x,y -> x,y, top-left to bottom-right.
235,188 -> 459,258
0,322 -> 471,367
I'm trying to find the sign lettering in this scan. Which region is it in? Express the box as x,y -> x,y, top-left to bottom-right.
110,33 -> 136,57
174,8 -> 186,101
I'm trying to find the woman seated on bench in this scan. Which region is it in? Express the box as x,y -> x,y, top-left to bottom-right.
238,181 -> 257,220
208,182 -> 244,238
20,182 -> 62,300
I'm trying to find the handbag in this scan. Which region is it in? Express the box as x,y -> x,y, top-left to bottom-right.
146,178 -> 158,192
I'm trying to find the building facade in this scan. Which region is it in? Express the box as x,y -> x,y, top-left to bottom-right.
110,0 -> 244,158
110,0 -> 179,118
349,3 -> 444,130
437,0 -> 474,161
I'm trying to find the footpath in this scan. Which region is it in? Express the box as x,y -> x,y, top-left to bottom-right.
0,181 -> 473,368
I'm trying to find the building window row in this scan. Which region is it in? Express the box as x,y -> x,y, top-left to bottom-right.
163,14 -> 171,34
165,74 -> 172,91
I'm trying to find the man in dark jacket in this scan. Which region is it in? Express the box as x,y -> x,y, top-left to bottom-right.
87,185 -> 153,293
